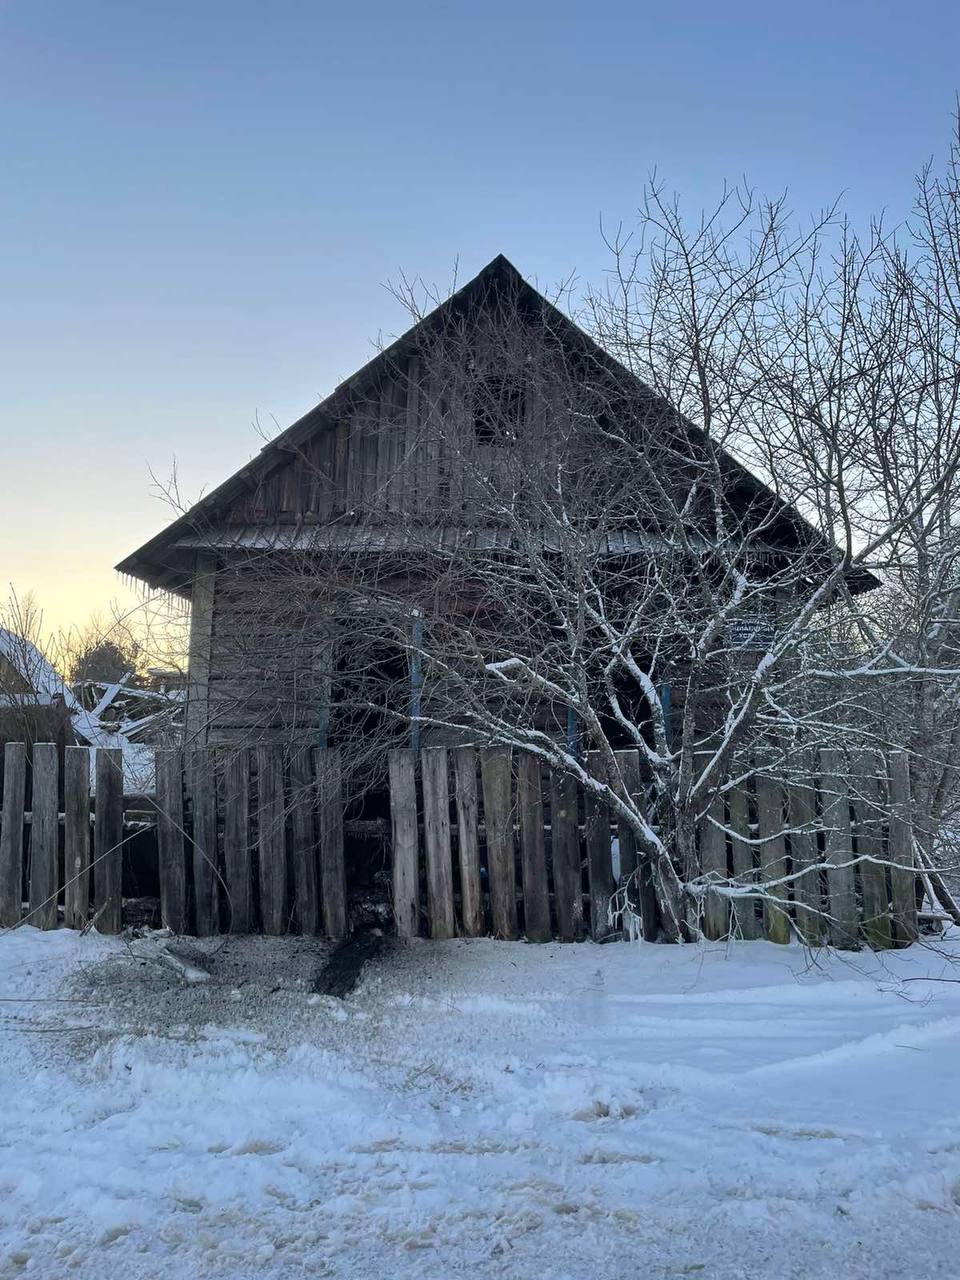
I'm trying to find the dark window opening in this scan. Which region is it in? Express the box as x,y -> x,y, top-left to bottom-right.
473,375 -> 525,445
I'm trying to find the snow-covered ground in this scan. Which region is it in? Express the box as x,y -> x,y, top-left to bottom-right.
2,929 -> 960,1279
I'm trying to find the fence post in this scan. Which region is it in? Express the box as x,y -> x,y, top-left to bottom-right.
852,753 -> 892,950
189,750 -> 219,937
480,747 -> 518,940
289,747 -> 320,935
421,747 -> 455,940
888,750 -> 919,945
787,765 -> 824,946
517,753 -> 551,942
256,746 -> 286,936
220,749 -> 251,933
64,746 -> 91,929
453,747 -> 483,937
156,751 -> 188,933
728,781 -> 761,940
585,754 -> 616,941
389,748 -> 420,939
550,770 -> 583,942
756,774 -> 791,944
29,742 -> 58,930
699,790 -> 729,941
0,742 -> 26,927
94,747 -> 123,934
819,749 -> 858,948
316,748 -> 347,939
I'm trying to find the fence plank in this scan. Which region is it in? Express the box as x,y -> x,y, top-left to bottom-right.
585,756 -> 616,940
389,748 -> 419,938
613,750 -> 658,940
421,747 -> 455,940
518,753 -> 551,942
728,782 -> 761,940
480,747 -> 518,940
257,746 -> 286,936
94,747 -> 123,934
453,747 -> 483,937
63,746 -> 91,929
851,753 -> 891,950
699,790 -> 728,941
317,749 -> 347,939
819,749 -> 858,948
289,748 -> 320,935
156,750 -> 187,933
29,742 -> 58,929
0,742 -> 26,927
787,770 -> 824,946
887,750 -> 918,945
189,750 -> 219,936
756,774 -> 791,945
221,749 -> 251,933
550,771 -> 582,942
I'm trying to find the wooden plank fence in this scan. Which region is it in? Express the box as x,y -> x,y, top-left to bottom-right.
0,742 -> 349,939
388,745 -> 921,949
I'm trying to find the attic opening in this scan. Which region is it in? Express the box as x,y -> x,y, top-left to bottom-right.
472,374 -> 525,445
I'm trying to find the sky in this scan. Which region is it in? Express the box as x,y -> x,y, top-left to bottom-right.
1,0 -> 959,643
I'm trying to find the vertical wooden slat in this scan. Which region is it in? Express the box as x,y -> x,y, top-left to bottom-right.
185,552 -> 216,745
728,782 -> 761,940
787,768 -> 824,946
517,753 -> 551,942
257,746 -> 286,936
887,750 -> 918,945
699,789 -> 729,941
189,749 -> 219,937
585,754 -> 616,941
851,753 -> 892,950
613,750 -> 640,885
63,746 -> 91,929
221,749 -> 251,933
29,742 -> 58,929
550,771 -> 583,942
453,747 -> 483,937
317,748 -> 347,939
756,774 -> 791,945
389,748 -> 420,939
421,747 -> 455,940
819,749 -> 858,948
0,742 -> 27,927
94,747 -> 123,935
615,751 -> 659,940
156,749 -> 188,934
480,747 -> 518,940
289,748 -> 320,935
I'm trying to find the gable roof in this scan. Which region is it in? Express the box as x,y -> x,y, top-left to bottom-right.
116,254 -> 877,595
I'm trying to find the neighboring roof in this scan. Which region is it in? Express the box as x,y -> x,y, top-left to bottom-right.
117,254 -> 878,595
0,627 -> 79,708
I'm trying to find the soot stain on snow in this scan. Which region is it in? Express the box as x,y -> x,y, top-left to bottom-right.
313,931 -> 394,998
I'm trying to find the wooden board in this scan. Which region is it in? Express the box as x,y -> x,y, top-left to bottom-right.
221,749 -> 252,933
388,748 -> 419,938
614,749 -> 659,941
189,750 -> 220,937
585,755 -> 616,941
156,750 -> 188,934
453,747 -> 483,937
887,750 -> 918,945
550,771 -> 583,942
94,747 -> 123,935
185,552 -> 216,745
480,747 -> 518,940
28,742 -> 58,930
316,749 -> 347,939
289,748 -> 320,935
728,782 -> 761,940
0,741 -> 26,926
421,748 -> 455,939
851,753 -> 891,950
517,753 -> 551,942
699,789 -> 728,941
63,746 -> 91,930
257,746 -> 287,935
786,769 -> 823,946
818,749 -> 858,948
756,774 -> 791,945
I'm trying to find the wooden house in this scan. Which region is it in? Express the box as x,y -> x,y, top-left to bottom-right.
117,255 -> 871,760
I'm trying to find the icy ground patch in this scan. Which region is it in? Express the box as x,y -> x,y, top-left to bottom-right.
2,930 -> 960,1279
